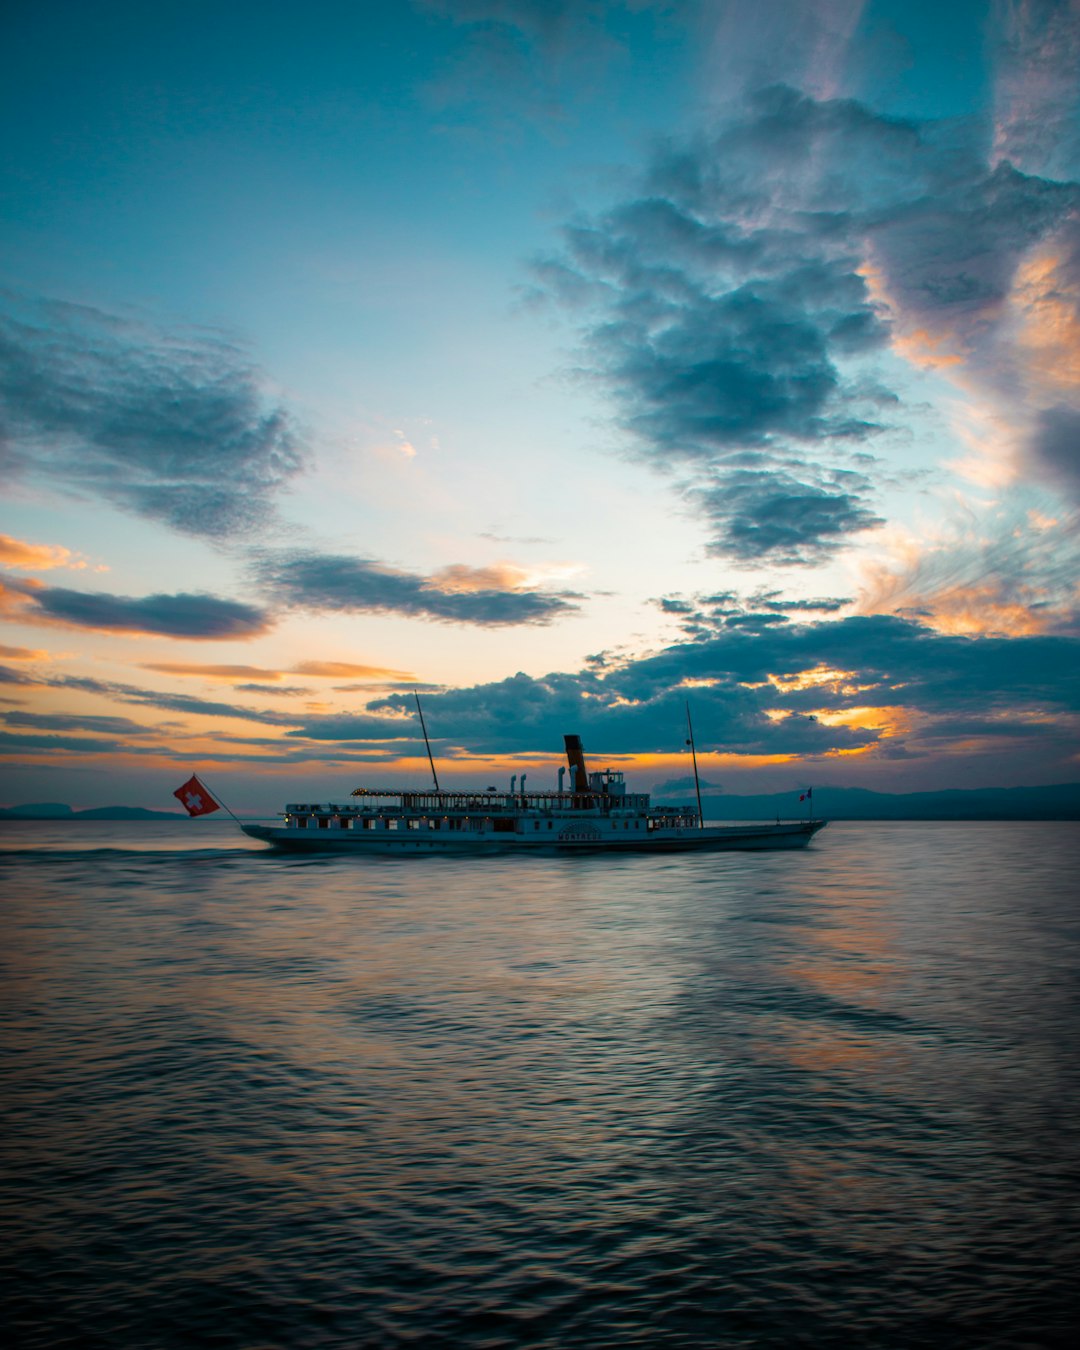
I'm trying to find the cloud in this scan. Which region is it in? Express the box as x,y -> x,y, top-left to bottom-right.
141,662 -> 292,680
992,0 -> 1080,180
0,295 -> 306,539
416,0 -> 683,125
286,613 -> 1080,769
853,506 -> 1080,636
47,674 -> 298,725
0,643 -> 48,659
0,664 -> 36,685
255,551 -> 581,626
2,575 -> 272,639
1030,405 -> 1080,499
0,731 -> 156,756
693,467 -> 881,564
293,661 -> 417,679
233,683 -> 313,697
2,711 -> 154,735
0,533 -> 90,571
534,81 -> 1080,562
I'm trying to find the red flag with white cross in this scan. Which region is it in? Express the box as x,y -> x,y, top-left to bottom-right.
173,774 -> 220,817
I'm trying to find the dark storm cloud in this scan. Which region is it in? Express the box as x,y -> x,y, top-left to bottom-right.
534,83 -> 1080,563
0,295 -> 306,538
255,552 -> 580,626
288,614 -> 1080,761
5,576 -> 272,639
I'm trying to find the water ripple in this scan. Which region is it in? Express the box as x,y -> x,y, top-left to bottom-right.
2,820 -> 1079,1346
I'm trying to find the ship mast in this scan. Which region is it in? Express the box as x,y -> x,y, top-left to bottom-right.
685,701 -> 704,828
414,693 -> 440,792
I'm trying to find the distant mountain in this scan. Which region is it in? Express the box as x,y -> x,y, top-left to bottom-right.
0,804 -> 183,821
3,783 -> 1080,822
656,782 -> 1080,821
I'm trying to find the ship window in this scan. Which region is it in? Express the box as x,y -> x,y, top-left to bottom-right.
534,821 -> 540,830
318,817 -> 329,829
364,818 -> 375,830
388,819 -> 399,829
547,820 -> 553,829
296,816 -> 307,829
339,818 -> 350,829
408,819 -> 420,830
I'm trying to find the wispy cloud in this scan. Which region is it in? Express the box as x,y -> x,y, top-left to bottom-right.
141,660 -> 415,682
0,294 -> 307,539
46,675 -> 297,725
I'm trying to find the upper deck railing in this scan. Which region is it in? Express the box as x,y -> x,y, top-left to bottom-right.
344,788 -> 652,812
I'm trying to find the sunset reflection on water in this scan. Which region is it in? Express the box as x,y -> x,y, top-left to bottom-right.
2,819 -> 1078,1346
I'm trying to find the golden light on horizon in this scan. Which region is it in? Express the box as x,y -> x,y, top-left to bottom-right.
768,665 -> 858,694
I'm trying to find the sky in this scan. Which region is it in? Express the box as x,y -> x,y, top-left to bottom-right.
1,0 -> 1079,812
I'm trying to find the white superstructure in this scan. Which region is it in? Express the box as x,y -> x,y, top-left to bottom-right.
241,733 -> 826,853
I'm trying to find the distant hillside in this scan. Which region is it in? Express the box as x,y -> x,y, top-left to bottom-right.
0,803 -> 183,821
661,782 -> 1080,821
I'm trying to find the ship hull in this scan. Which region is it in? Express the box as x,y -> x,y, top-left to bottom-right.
241,820 -> 827,854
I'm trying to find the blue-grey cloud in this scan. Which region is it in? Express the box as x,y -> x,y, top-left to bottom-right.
0,663 -> 35,685
0,731 -> 160,756
4,575 -> 271,639
1031,407 -> 1080,502
533,83 -> 1080,562
287,614 -> 1080,764
2,711 -> 153,734
47,675 -> 297,725
255,551 -> 581,626
992,0 -> 1080,181
0,295 -> 306,538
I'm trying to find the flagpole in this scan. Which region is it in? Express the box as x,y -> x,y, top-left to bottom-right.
685,701 -> 704,829
194,776 -> 245,828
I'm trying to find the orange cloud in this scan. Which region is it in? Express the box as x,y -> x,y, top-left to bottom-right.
0,643 -> 48,660
143,660 -> 416,681
767,665 -> 857,694
292,661 -> 415,679
1012,247 -> 1080,396
0,533 -> 90,571
424,561 -> 584,594
902,584 -> 1049,637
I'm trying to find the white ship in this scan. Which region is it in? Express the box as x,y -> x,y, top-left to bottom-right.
241,731 -> 826,854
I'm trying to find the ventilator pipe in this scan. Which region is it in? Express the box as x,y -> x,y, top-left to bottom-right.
558,766 -> 566,793
510,775 -> 517,794
520,774 -> 527,795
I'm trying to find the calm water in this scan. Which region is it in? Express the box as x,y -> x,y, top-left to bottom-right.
2,820 -> 1078,1348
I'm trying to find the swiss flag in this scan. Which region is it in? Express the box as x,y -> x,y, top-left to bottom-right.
173,774 -> 221,817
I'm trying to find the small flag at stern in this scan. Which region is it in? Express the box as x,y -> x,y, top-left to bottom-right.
174,774 -> 220,817
800,787 -> 813,803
